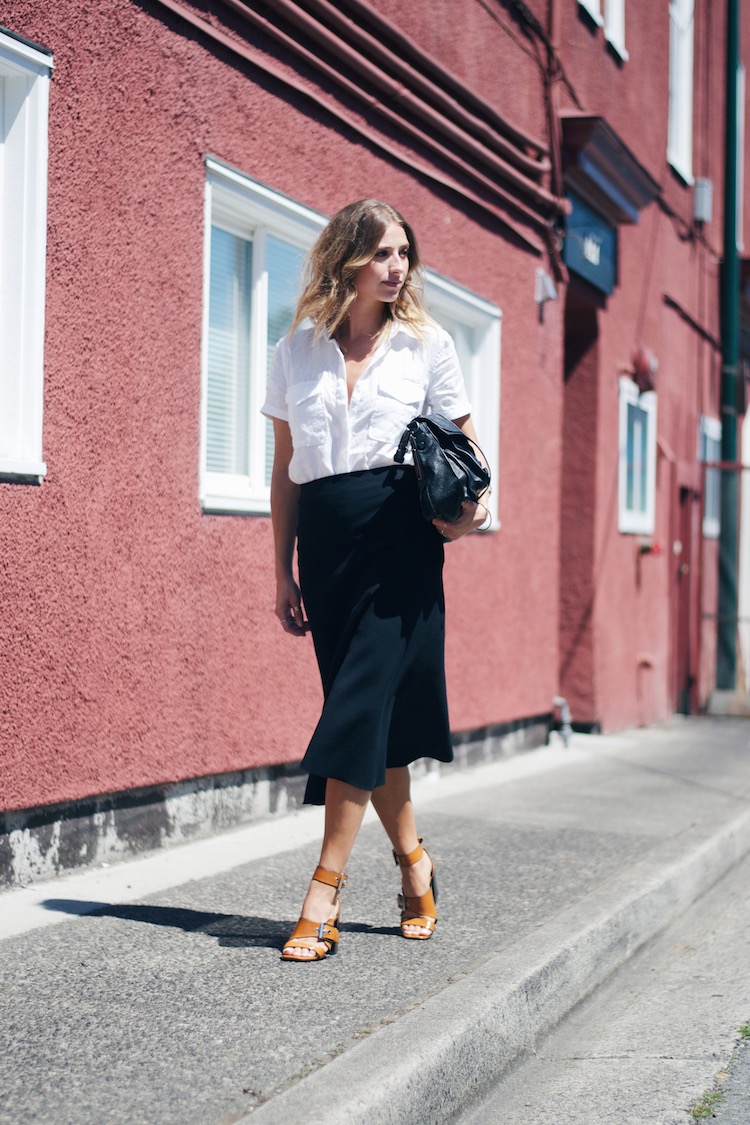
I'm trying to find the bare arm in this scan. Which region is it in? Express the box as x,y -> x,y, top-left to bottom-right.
270,418 -> 309,636
430,414 -> 491,542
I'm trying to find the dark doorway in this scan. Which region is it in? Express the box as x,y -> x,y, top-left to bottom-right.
674,486 -> 696,713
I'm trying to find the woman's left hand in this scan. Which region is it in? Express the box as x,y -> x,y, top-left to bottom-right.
432,501 -> 486,542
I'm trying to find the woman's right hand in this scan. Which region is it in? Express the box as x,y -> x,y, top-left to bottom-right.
275,575 -> 310,636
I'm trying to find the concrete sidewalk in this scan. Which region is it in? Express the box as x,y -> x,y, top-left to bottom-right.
1,717 -> 749,1124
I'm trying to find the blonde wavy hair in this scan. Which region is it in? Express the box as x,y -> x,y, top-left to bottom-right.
290,199 -> 431,339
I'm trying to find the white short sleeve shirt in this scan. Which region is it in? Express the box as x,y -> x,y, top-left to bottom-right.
262,321 -> 472,485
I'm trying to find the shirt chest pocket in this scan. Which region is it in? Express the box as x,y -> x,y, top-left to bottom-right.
287,380 -> 327,447
369,372 -> 426,440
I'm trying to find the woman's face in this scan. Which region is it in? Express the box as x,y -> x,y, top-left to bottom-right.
353,221 -> 410,307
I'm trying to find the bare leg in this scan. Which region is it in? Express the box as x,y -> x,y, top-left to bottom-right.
370,766 -> 435,938
283,778 -> 370,960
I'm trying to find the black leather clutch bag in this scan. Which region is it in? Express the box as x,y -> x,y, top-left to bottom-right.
394,414 -> 491,524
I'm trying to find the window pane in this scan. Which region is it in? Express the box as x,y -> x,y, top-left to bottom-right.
264,235 -> 306,485
626,402 -> 636,510
638,405 -> 648,511
705,433 -> 721,529
626,401 -> 648,514
207,226 -> 252,474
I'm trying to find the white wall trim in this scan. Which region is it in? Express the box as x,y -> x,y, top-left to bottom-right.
667,0 -> 695,185
0,29 -> 52,482
618,377 -> 657,535
201,164 -> 502,524
425,280 -> 502,529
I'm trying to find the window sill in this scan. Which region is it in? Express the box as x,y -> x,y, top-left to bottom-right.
0,459 -> 47,483
618,518 -> 656,536
201,495 -> 270,516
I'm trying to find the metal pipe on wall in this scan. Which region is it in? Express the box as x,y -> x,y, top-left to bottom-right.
717,0 -> 741,689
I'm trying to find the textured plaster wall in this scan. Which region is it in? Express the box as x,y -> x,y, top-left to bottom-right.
0,0 -> 562,813
367,0 -> 549,147
1,0 -> 737,813
554,0 -> 729,729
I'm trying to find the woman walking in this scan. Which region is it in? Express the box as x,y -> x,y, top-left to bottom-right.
262,199 -> 489,961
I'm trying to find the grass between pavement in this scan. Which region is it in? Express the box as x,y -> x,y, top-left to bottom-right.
688,1022 -> 750,1120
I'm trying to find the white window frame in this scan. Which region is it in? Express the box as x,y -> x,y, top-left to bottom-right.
424,276 -> 501,529
0,31 -> 53,481
618,377 -> 657,534
699,415 -> 721,539
201,162 -> 503,524
604,0 -> 628,61
667,0 -> 695,184
578,0 -> 604,26
200,159 -> 325,514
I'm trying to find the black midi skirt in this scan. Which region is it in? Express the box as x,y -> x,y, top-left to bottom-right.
297,466 -> 454,805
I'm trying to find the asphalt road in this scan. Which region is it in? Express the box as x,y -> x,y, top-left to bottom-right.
711,1032 -> 750,1123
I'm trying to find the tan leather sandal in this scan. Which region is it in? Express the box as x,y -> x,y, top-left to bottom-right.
281,866 -> 347,962
393,838 -> 437,940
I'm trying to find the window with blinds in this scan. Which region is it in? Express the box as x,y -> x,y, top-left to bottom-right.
206,227 -> 252,476
200,162 -> 502,519
618,377 -> 657,534
201,162 -> 322,513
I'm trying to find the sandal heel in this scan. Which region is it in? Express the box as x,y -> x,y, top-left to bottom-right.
392,838 -> 437,941
281,866 -> 347,962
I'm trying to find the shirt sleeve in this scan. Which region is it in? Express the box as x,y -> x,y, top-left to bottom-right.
424,326 -> 472,420
261,337 -> 289,421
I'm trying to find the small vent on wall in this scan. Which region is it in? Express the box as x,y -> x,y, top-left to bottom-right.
694,179 -> 713,225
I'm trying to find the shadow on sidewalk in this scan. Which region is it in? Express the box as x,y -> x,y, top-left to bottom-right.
40,899 -> 398,947
41,899 -> 284,948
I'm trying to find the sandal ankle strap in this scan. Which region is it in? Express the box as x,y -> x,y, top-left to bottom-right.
392,838 -> 424,868
312,865 -> 348,890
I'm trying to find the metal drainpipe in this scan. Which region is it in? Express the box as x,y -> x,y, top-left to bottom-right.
717,0 -> 741,689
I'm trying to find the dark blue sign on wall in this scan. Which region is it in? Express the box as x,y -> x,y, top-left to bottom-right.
563,193 -> 618,295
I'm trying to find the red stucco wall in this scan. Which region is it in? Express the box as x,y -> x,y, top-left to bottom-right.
0,0 -> 563,812
554,0 -> 729,728
0,0 -> 740,815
